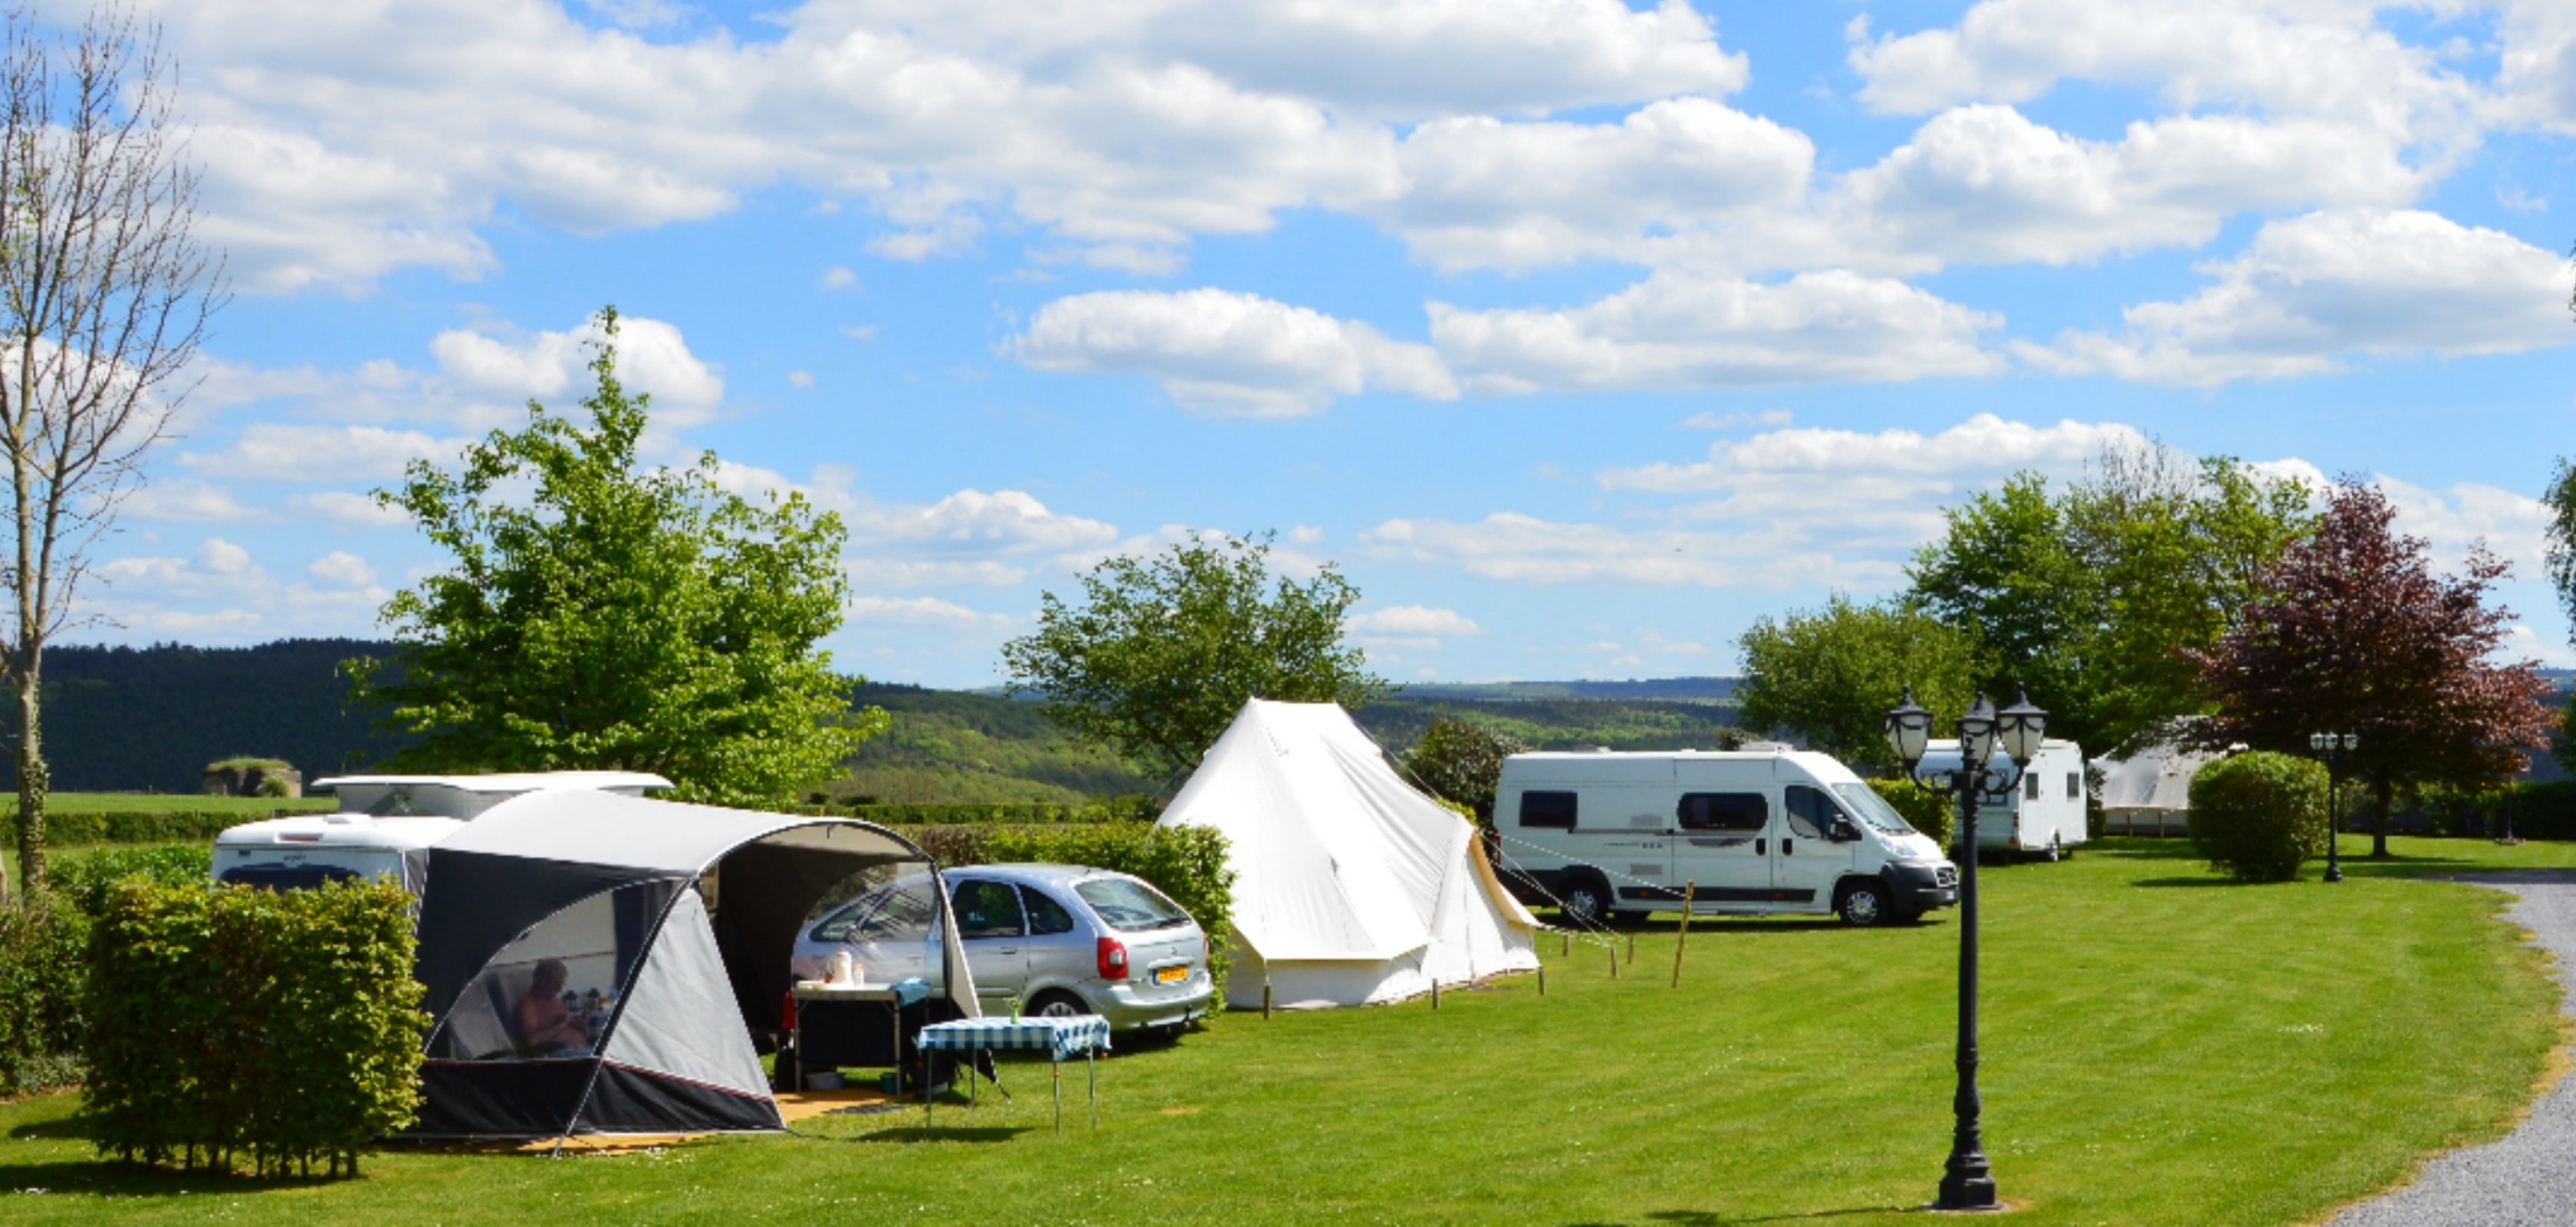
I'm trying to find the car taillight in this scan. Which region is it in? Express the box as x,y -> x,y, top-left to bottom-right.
1097,936 -> 1129,980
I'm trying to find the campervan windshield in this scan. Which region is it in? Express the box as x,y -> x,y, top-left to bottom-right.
1832,783 -> 1917,834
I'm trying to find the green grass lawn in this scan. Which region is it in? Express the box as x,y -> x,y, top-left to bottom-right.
0,835 -> 2566,1225
0,793 -> 337,816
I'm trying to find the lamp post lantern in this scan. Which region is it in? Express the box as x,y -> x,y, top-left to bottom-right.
2306,732 -> 2357,883
1886,686 -> 2045,1212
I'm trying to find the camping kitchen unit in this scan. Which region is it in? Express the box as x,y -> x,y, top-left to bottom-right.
209,771 -> 671,892
1495,747 -> 1958,927
1908,738 -> 2090,860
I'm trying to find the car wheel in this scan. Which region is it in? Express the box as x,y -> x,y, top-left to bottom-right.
1027,989 -> 1090,1020
1835,877 -> 1891,928
1558,875 -> 1612,929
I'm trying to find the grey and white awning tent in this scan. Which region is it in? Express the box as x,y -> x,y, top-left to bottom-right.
2096,739 -> 2224,836
1157,699 -> 1539,1010
409,789 -> 978,1138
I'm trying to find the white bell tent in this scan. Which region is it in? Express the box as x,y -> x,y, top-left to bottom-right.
1157,699 -> 1539,1009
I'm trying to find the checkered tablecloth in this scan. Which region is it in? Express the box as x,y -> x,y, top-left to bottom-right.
916,1015 -> 1112,1062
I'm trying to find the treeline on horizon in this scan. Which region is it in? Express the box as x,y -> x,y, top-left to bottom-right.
18,640 -> 1749,797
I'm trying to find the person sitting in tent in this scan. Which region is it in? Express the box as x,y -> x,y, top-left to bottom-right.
514,959 -> 590,1054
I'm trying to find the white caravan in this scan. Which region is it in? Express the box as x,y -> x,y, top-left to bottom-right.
1493,748 -> 1958,928
210,771 -> 670,891
1910,739 -> 2088,860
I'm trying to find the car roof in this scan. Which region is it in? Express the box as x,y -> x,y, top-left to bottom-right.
952,863 -> 1124,887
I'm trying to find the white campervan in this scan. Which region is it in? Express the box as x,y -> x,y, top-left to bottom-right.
209,771 -> 671,892
1493,748 -> 1958,928
1911,739 -> 2088,861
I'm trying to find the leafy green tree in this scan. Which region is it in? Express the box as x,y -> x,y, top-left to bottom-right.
1735,595 -> 1983,773
1403,715 -> 1527,826
1907,445 -> 2312,755
1001,532 -> 1387,781
346,308 -> 882,806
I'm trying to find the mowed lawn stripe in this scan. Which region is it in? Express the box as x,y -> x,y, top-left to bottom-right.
0,837 -> 2561,1226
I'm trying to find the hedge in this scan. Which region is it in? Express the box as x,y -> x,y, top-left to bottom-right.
1864,778 -> 1953,847
933,821 -> 1236,998
0,897 -> 84,1094
5,809 -> 262,847
87,880 -> 426,1177
840,796 -> 1163,826
2189,751 -> 2328,883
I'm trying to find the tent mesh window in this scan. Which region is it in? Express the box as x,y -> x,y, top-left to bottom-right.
433,883 -> 663,1062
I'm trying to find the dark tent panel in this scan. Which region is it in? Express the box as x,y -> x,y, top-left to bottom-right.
405,791 -> 978,1139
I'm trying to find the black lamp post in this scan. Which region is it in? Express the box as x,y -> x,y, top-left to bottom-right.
1886,686 -> 2046,1213
2306,732 -> 2357,883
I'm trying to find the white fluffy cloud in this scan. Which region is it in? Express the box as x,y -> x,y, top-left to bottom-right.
846,594 -> 1014,630
1848,0 -> 2481,145
2020,209 -> 2574,385
1430,271 -> 2005,394
93,537 -> 391,641
1014,288 -> 1456,416
306,551 -> 379,589
1368,414 -> 2144,589
846,488 -> 1121,557
121,479 -> 265,523
1345,604 -> 1483,650
179,423 -> 471,482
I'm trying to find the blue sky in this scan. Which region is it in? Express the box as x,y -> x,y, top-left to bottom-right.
80,0 -> 2576,688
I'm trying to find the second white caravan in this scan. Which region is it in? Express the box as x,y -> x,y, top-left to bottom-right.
1493,748 -> 1959,928
1909,739 -> 2089,860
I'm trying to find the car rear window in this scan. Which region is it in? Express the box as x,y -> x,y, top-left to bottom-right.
1075,877 -> 1192,931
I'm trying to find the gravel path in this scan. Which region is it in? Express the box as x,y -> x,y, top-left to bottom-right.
2327,870 -> 2576,1227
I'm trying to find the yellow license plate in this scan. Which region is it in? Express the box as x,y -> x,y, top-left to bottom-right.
1154,965 -> 1189,985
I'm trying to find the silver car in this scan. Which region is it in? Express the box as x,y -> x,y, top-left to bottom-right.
790,863 -> 1216,1033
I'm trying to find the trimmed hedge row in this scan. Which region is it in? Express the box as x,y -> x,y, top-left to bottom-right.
1864,778 -> 1953,847
921,821 -> 1236,997
87,880 -> 426,1177
5,809 -> 272,847
841,796 -> 1163,826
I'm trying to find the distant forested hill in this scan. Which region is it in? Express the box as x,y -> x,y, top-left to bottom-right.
25,637 -> 1750,798
38,639 -> 413,792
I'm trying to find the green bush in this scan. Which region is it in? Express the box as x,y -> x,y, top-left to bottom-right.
2189,752 -> 2328,883
50,844 -> 213,919
5,809 -> 244,847
1864,778 -> 1953,847
86,880 -> 426,1177
971,822 -> 1236,998
0,897 -> 87,1094
843,796 -> 1162,826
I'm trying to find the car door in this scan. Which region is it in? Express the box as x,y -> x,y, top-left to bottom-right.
1016,882 -> 1094,998
1777,784 -> 1856,909
947,877 -> 1029,1006
1669,787 -> 1771,909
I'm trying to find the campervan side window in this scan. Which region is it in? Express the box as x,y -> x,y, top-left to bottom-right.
2066,772 -> 2082,799
1678,792 -> 1766,833
1520,791 -> 1577,829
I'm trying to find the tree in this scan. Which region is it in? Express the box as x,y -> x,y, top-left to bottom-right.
0,10 -> 222,899
2187,479 -> 2555,857
345,308 -> 881,807
1907,442 -> 2312,755
1000,532 -> 1387,781
1403,715 -> 1526,827
1735,594 -> 1983,773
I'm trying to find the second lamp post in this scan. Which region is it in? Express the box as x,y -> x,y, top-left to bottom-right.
1886,687 -> 2048,1212
2307,732 -> 2358,883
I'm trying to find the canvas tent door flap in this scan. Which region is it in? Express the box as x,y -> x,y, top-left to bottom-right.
409,790 -> 978,1139
1158,699 -> 1539,1009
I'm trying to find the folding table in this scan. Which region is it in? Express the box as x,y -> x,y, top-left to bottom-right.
915,1015 -> 1112,1133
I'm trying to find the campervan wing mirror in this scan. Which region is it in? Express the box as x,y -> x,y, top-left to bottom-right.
1829,817 -> 1861,843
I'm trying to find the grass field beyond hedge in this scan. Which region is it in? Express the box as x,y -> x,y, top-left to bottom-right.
0,836 -> 2567,1226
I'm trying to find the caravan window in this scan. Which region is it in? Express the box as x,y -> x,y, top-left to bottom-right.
1520,791 -> 1577,829
2066,772 -> 2082,800
2025,772 -> 2042,801
1678,792 -> 1766,833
